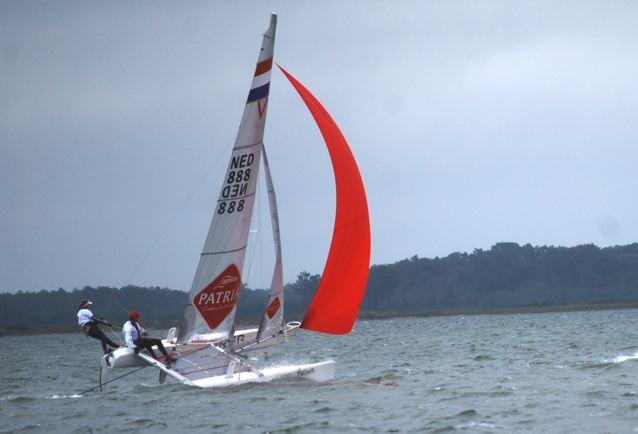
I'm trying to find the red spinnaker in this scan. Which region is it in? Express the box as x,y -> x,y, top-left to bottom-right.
277,65 -> 371,335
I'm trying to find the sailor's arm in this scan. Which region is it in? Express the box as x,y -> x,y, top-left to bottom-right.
93,317 -> 113,327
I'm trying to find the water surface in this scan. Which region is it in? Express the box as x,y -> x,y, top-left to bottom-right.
2,310 -> 638,432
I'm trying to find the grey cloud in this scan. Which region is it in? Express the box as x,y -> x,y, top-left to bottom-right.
1,0 -> 637,292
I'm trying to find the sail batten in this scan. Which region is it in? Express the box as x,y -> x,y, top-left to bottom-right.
277,65 -> 371,335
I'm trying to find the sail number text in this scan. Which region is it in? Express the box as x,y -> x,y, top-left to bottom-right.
217,152 -> 255,214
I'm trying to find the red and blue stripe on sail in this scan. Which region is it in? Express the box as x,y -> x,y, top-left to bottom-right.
247,57 -> 273,103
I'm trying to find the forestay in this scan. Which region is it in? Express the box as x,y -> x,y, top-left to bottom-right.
178,15 -> 277,344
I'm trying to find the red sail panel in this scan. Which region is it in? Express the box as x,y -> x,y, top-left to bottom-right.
277,65 -> 371,335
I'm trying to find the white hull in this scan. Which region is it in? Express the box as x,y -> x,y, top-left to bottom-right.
192,360 -> 335,388
102,351 -> 334,390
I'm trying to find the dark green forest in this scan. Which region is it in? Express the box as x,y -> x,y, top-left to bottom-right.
2,242 -> 638,335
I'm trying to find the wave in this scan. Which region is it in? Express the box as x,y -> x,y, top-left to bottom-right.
362,372 -> 401,387
0,394 -> 82,403
578,351 -> 638,369
610,352 -> 638,364
46,394 -> 83,399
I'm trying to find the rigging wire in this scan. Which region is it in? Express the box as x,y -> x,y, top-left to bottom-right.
111,291 -> 161,334
78,366 -> 146,395
258,169 -> 264,288
106,324 -> 124,344
96,291 -> 135,341
244,165 -> 261,287
256,154 -> 264,289
123,142 -> 234,286
103,143 -> 233,333
92,292 -> 126,343
245,160 -> 269,290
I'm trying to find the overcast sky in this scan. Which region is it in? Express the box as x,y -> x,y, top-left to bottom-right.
1,1 -> 637,293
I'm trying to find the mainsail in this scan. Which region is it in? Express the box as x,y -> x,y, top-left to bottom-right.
278,65 -> 371,335
178,15 -> 277,343
256,146 -> 284,340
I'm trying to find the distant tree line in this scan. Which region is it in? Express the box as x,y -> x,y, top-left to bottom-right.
2,242 -> 638,335
361,242 -> 638,314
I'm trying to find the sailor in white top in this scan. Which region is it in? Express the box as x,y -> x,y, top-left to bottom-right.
123,310 -> 176,364
76,299 -> 119,354
77,307 -> 94,327
123,314 -> 145,348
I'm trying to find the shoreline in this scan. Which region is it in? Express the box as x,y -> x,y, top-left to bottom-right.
3,301 -> 638,337
359,301 -> 638,320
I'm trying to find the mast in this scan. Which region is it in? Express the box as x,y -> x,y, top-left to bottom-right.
178,14 -> 277,343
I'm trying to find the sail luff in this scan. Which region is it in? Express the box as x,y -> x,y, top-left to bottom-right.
178,15 -> 277,344
277,65 -> 371,335
256,146 -> 285,340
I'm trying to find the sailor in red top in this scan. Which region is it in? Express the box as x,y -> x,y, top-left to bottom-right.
122,310 -> 176,365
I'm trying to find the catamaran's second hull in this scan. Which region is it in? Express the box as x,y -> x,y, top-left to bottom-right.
191,360 -> 335,388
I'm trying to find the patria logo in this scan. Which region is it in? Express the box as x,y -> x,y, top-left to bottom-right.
194,264 -> 241,329
219,275 -> 239,285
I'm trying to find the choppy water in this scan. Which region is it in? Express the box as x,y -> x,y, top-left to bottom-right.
3,310 -> 638,433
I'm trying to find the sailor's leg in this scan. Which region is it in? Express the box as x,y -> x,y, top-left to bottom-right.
146,338 -> 176,364
146,346 -> 158,359
135,338 -> 157,359
103,335 -> 119,349
149,338 -> 170,358
87,325 -> 109,353
87,325 -> 119,350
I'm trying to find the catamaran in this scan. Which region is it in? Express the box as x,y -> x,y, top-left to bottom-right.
100,14 -> 370,389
